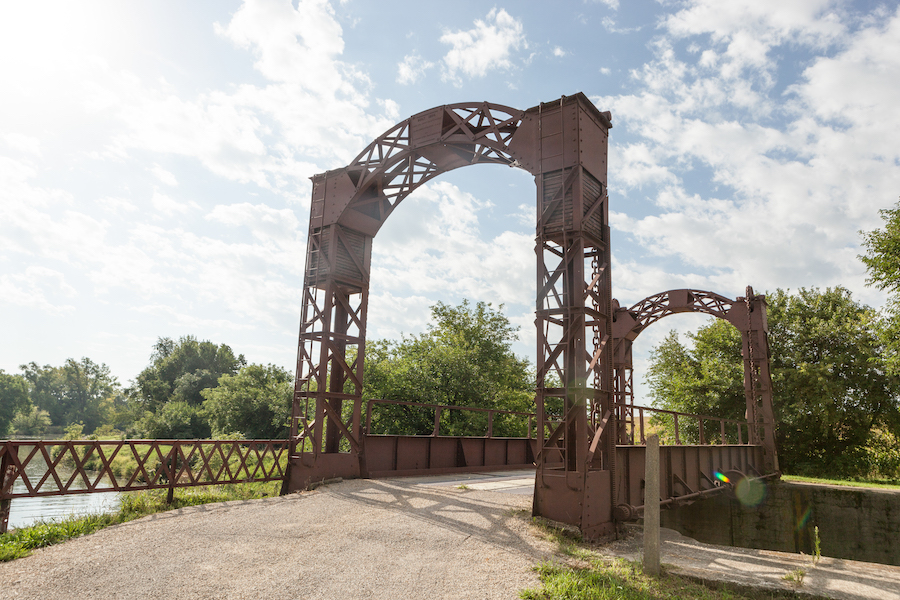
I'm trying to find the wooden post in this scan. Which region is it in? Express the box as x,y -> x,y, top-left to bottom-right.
643,434 -> 660,576
166,445 -> 177,505
1,444 -> 17,534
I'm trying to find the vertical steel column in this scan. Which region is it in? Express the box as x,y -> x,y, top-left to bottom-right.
532,96 -> 616,541
287,172 -> 371,488
741,289 -> 779,473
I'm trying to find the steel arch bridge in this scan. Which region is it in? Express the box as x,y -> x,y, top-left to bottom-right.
284,93 -> 779,541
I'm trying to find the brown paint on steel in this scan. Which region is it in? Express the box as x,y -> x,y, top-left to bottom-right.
1,95 -> 781,540
0,439 -> 287,533
287,92 -> 779,540
611,288 -> 779,474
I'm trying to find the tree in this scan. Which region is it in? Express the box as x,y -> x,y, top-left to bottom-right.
131,336 -> 246,411
860,199 -> 900,294
20,358 -> 119,433
767,287 -> 899,476
645,322 -> 745,443
138,401 -> 211,439
0,369 -> 30,437
363,300 -> 534,437
201,364 -> 292,438
646,287 -> 900,477
128,336 -> 246,439
10,405 -> 52,438
860,199 -> 900,376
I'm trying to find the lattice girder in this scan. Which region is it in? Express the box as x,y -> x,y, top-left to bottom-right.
290,94 -> 621,540
610,287 -> 779,473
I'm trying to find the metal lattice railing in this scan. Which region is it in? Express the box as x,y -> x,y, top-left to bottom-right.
1,439 -> 288,533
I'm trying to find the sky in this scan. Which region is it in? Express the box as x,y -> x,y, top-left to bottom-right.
2,0 -> 899,401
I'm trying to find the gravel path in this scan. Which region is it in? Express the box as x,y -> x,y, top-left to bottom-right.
0,477 -> 558,600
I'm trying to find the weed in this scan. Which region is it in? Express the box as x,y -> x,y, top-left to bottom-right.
522,515 -> 812,599
456,484 -> 470,490
521,557 -> 793,599
782,568 -> 806,586
529,516 -> 594,560
813,526 -> 821,566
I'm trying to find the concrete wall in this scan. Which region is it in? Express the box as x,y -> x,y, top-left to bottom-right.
660,481 -> 900,566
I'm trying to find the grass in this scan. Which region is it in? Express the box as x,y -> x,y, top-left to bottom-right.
521,516 -> 819,600
0,480 -> 282,562
520,556 -> 814,600
782,568 -> 806,586
781,475 -> 900,490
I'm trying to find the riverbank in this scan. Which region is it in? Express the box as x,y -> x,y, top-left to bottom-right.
0,481 -> 280,561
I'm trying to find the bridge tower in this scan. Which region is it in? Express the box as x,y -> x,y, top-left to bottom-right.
527,97 -> 617,540
286,93 -> 621,540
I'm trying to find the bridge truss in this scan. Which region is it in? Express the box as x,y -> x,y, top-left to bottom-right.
285,93 -> 779,540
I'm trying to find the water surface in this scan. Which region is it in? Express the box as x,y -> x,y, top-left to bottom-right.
6,448 -> 122,531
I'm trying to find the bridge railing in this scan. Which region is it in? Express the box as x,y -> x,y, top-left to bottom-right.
1,439 -> 288,533
364,399 -> 535,439
617,403 -> 751,446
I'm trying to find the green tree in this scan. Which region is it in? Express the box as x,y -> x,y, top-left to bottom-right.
20,358 -> 119,433
131,336 -> 246,411
644,322 -> 745,444
138,401 -> 211,439
860,199 -> 900,375
768,287 -> 899,475
1,369 -> 31,437
646,287 -> 900,477
201,364 -> 292,438
10,405 -> 52,438
363,300 -> 534,437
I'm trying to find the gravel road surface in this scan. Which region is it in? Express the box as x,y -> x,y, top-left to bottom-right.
0,475 -> 555,600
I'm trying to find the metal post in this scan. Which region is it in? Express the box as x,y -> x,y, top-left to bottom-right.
643,434 -> 660,576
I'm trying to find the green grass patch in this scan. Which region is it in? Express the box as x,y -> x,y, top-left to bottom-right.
0,480 -> 282,562
520,557 -> 806,600
781,475 -> 900,490
523,515 -> 816,600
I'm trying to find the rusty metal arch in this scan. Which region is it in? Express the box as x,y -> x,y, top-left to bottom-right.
314,102 -> 530,238
289,93 -> 622,539
613,289 -> 737,342
612,288 -> 778,473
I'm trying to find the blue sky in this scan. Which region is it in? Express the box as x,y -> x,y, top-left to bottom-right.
2,0 -> 899,400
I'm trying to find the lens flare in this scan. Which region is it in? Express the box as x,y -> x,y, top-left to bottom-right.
734,477 -> 767,507
714,471 -> 730,484
796,507 -> 812,531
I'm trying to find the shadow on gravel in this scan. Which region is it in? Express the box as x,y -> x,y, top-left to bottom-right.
326,479 -> 541,555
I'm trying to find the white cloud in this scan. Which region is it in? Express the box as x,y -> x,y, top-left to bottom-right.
371,182 -> 532,312
552,47 -> 566,57
440,9 -> 527,85
151,190 -> 198,216
206,202 -> 303,245
662,0 -> 845,87
3,133 -> 41,156
0,267 -> 77,315
595,1 -> 900,309
149,164 -> 178,187
97,0 -> 398,200
591,0 -> 620,9
601,17 -> 641,34
96,197 -> 138,214
396,54 -> 434,85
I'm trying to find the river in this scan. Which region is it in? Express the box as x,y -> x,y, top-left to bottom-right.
6,448 -> 122,531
